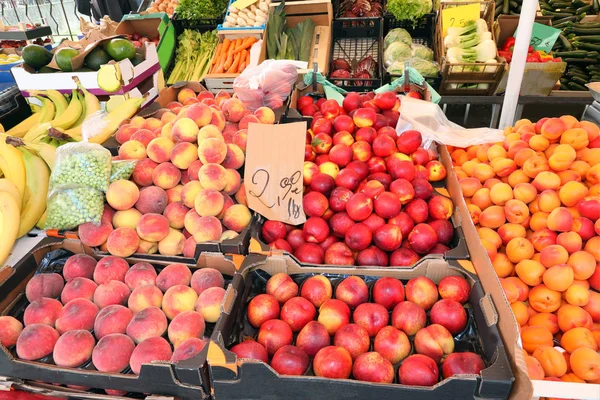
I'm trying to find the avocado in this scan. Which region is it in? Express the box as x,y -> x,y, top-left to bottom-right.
55,48 -> 80,72
84,47 -> 111,71
21,44 -> 53,70
105,38 -> 136,62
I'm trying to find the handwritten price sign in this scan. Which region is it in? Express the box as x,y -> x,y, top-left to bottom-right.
441,4 -> 480,37
514,23 -> 561,53
245,121 -> 307,225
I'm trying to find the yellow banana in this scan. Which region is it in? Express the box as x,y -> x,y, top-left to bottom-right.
16,147 -> 49,238
0,137 -> 26,201
5,113 -> 40,138
0,191 -> 20,266
45,90 -> 68,118
30,103 -> 41,113
25,141 -> 57,171
36,209 -> 46,230
51,90 -> 83,130
89,96 -> 146,144
21,97 -> 56,142
66,78 -> 101,140
0,178 -> 21,210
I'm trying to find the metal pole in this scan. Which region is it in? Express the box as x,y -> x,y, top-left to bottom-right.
498,0 -> 538,128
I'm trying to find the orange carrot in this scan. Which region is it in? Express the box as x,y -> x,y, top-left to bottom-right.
221,38 -> 231,54
232,37 -> 257,55
212,43 -> 223,66
227,52 -> 242,73
223,43 -> 235,71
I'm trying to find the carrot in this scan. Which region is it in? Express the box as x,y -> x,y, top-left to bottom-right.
238,49 -> 249,72
221,38 -> 231,55
232,37 -> 257,55
227,52 -> 242,73
212,43 -> 223,66
223,43 -> 235,71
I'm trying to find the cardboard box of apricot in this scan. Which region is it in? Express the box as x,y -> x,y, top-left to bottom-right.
204,253 -> 514,399
0,237 -> 242,399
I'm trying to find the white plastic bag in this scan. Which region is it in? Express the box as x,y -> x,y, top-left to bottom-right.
233,60 -> 307,111
397,96 -> 505,149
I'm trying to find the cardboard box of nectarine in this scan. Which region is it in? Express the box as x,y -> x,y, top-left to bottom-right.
0,237 -> 242,399
203,253 -> 513,399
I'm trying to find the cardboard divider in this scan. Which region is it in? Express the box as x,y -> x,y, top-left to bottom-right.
0,238 -> 243,400
206,253 -> 514,399
437,144 -> 534,400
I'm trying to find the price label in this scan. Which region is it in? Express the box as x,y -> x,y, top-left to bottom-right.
245,122 -> 307,225
230,0 -> 257,11
514,22 -> 561,53
324,86 -> 345,106
441,4 -> 480,37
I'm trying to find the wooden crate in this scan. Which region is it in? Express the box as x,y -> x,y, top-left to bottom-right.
436,1 -> 506,96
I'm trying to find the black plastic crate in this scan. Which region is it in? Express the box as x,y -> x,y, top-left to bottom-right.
332,0 -> 384,38
328,36 -> 383,92
0,86 -> 33,131
208,253 -> 514,400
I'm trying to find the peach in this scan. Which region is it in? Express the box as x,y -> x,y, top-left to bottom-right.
547,207 -> 573,232
222,98 -> 247,123
163,202 -> 189,230
136,186 -> 168,214
232,129 -> 247,152
23,297 -> 63,327
398,354 -> 439,386
191,268 -> 224,296
118,140 -> 146,160
223,204 -> 251,233
184,103 -> 212,127
93,304 -> 133,339
106,227 -> 140,258
160,122 -> 175,141
16,324 -> 59,360
93,280 -> 131,308
172,117 -> 200,142
115,124 -> 138,144
129,336 -> 172,375
223,169 -> 241,196
238,114 -> 260,130
126,306 -> 168,344
171,337 -> 208,363
168,310 -> 205,348
123,263 -> 156,291
55,298 -> 99,334
197,125 -> 224,143
0,316 -> 23,346
93,256 -> 129,284
254,106 -> 276,124
152,162 -> 181,190
197,137 -> 227,165
131,158 -> 158,187
60,277 -> 97,305
192,188 -> 223,217
158,229 -> 184,256
92,333 -> 135,373
198,163 -> 227,191
52,330 -> 95,367
222,144 -> 245,170
135,213 -> 170,243
195,286 -> 226,323
161,285 -> 198,320
169,142 -> 198,170
62,254 -> 96,281
127,284 -> 163,313
111,209 -> 141,230
333,323 -> 370,360
146,137 -> 174,164
25,273 -> 64,302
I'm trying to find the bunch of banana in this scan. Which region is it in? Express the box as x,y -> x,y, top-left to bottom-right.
0,136 -> 49,266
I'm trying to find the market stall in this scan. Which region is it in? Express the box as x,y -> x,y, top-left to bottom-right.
0,1 -> 599,400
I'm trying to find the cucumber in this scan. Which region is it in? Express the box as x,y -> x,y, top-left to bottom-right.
568,82 -> 588,90
554,50 -> 589,58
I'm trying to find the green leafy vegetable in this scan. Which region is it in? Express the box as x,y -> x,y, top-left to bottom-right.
168,30 -> 218,84
267,1 -> 315,62
386,0 -> 432,24
176,0 -> 228,21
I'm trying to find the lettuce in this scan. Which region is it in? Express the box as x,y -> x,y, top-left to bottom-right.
386,0 -> 432,24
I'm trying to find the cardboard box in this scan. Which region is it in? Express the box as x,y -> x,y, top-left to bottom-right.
116,12 -> 176,72
494,15 -> 566,96
206,253 -> 514,399
11,42 -> 161,108
437,144 -> 533,399
0,237 -> 241,400
267,0 -> 333,74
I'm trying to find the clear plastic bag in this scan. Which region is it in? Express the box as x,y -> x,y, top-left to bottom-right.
45,186 -> 105,230
396,96 -> 505,149
233,60 -> 306,111
110,159 -> 137,183
49,142 -> 112,192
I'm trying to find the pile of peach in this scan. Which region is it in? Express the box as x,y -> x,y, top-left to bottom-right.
0,253 -> 227,394
77,89 -> 273,257
229,272 -> 487,386
264,92 -> 455,266
449,116 -> 600,383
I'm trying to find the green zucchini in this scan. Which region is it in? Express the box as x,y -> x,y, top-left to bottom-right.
571,76 -> 590,85
575,42 -> 600,51
573,35 -> 600,43
554,50 -> 589,58
568,82 -> 588,90
576,4 -> 593,14
564,57 -> 600,63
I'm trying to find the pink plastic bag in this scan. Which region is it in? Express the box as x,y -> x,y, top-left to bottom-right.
233,60 -> 303,111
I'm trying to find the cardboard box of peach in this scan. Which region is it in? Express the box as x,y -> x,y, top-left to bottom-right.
75,84 -> 275,264
0,237 -> 242,399
444,116 -> 600,399
202,253 -> 513,399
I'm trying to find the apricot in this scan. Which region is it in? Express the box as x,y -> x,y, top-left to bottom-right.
492,253 -> 514,278
561,128 -> 589,150
564,284 -> 590,307
530,212 -> 549,231
500,278 -> 519,304
538,190 -> 561,213
515,260 -> 545,287
558,304 -> 593,333
525,355 -> 545,380
529,313 -> 559,335
506,237 -> 534,264
568,251 -> 597,280
585,237 -> 600,262
471,188 -> 492,210
570,347 -> 600,381
507,170 -> 529,187
523,156 -> 550,179
521,325 -> 554,353
478,227 -> 502,249
481,239 -> 497,261
489,183 -> 513,206
513,183 -> 537,204
533,346 -> 567,378
459,177 -> 482,197
541,118 -> 567,140
529,284 -> 561,313
529,135 -> 550,151
561,327 -> 598,353
479,205 -> 506,229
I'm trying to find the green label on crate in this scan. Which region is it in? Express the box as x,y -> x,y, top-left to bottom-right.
514,22 -> 561,53
324,85 -> 345,106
